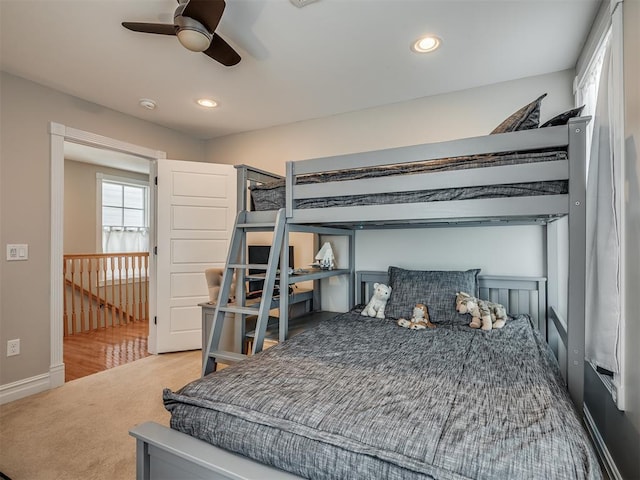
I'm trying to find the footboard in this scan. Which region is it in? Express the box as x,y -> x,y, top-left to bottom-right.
131,422 -> 301,480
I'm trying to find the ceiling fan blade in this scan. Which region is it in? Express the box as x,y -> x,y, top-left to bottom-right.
122,22 -> 177,36
183,0 -> 226,32
203,33 -> 241,66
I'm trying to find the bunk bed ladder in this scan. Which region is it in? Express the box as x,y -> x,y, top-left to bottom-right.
202,209 -> 287,376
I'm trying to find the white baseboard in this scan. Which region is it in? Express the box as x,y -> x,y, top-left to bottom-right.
0,362 -> 65,405
49,362 -> 65,389
584,405 -> 623,480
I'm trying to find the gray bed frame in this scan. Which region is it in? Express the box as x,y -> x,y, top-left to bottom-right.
132,273 -> 550,480
130,118 -> 589,480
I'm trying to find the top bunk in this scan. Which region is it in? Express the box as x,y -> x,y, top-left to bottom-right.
237,116 -> 589,228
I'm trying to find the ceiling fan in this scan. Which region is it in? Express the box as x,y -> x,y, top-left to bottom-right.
122,0 -> 241,66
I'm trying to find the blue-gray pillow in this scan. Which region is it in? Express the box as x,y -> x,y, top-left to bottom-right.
490,93 -> 547,134
385,266 -> 480,324
540,105 -> 585,128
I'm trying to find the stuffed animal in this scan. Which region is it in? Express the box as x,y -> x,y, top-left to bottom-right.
361,282 -> 392,319
397,303 -> 436,330
455,292 -> 507,331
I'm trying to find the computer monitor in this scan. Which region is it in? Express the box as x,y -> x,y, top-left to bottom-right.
247,245 -> 294,297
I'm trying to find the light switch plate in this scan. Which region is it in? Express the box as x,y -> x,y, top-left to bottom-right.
6,244 -> 28,261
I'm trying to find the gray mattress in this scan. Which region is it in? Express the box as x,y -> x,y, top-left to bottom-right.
164,311 -> 601,480
249,149 -> 568,211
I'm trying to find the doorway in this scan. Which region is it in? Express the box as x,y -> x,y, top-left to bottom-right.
63,145 -> 152,381
49,123 -> 165,387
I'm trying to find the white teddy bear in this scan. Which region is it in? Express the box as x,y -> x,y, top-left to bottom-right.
455,292 -> 507,331
361,282 -> 392,319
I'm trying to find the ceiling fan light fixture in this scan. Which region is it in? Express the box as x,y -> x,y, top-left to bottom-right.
175,16 -> 212,52
197,98 -> 218,108
412,35 -> 441,53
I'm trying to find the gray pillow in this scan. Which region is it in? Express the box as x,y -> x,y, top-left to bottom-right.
540,105 -> 585,128
490,93 -> 547,134
385,266 -> 480,324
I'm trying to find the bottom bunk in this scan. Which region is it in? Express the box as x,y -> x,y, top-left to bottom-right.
130,272 -> 600,480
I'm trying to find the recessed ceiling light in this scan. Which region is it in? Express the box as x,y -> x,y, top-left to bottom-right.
412,35 -> 441,53
139,98 -> 157,110
196,98 -> 218,108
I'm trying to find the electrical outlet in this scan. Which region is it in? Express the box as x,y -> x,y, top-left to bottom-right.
7,339 -> 20,356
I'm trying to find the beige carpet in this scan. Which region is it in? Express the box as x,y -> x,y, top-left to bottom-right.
0,350 -> 201,480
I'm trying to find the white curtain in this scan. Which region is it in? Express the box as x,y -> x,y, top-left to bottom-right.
585,40 -> 621,373
102,227 -> 149,253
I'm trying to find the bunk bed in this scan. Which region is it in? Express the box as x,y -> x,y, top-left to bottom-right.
130,113 -> 598,479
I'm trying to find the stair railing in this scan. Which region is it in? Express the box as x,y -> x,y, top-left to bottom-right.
63,252 -> 149,335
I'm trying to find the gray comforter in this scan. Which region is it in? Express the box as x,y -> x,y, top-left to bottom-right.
164,312 -> 601,480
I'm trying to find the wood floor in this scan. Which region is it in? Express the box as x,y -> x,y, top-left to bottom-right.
63,320 -> 150,382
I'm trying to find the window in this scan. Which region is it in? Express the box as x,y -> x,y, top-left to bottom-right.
98,175 -> 149,254
575,28 -> 611,177
102,182 -> 146,229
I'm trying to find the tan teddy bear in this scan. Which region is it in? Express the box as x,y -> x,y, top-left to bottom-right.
397,304 -> 436,330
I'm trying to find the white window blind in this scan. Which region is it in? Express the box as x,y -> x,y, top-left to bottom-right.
98,176 -> 149,254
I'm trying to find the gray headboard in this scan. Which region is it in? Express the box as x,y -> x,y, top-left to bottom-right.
355,270 -> 547,334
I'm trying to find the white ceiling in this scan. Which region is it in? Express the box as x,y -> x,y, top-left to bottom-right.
0,0 -> 599,141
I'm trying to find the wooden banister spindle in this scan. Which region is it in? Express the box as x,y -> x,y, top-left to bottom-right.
70,258 -> 78,334
131,255 -> 138,323
138,255 -> 144,322
110,256 -> 116,326
80,257 -> 86,331
125,255 -> 131,323
97,257 -> 103,329
143,254 -> 149,322
103,256 -> 109,327
63,258 -> 69,336
116,255 -> 122,325
87,257 -> 96,330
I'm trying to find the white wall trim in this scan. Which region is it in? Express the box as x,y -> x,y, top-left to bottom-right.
584,405 -> 624,480
0,372 -> 51,405
49,124 -> 65,389
48,122 -> 166,395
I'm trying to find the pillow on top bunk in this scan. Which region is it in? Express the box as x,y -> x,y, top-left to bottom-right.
490,93 -> 547,134
539,105 -> 585,128
385,266 -> 480,324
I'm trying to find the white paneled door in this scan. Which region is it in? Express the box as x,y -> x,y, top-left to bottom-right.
152,160 -> 236,353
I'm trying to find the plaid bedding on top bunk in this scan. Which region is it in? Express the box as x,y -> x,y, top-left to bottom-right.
164,310 -> 601,480
249,149 -> 568,211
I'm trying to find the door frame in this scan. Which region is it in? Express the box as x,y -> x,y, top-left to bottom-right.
49,122 -> 166,387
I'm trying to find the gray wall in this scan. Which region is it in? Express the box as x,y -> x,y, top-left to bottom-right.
205,70 -> 576,312
0,72 -> 205,386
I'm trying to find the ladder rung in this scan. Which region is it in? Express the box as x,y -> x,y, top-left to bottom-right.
227,263 -> 268,270
208,350 -> 247,363
237,222 -> 276,229
219,305 -> 261,315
